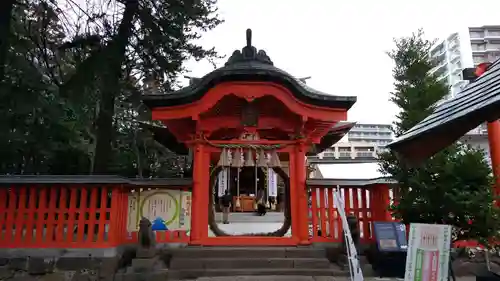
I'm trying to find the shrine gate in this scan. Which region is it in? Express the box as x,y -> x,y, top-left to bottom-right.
0,29 -> 395,249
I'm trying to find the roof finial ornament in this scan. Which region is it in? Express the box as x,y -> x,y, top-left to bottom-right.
246,28 -> 252,47
224,29 -> 273,66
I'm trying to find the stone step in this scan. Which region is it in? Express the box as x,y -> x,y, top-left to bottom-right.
170,257 -> 332,270
336,254 -> 369,265
170,247 -> 326,259
167,268 -> 349,280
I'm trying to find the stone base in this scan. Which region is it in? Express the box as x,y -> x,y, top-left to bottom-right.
127,257 -> 161,273
115,269 -> 168,281
136,248 -> 156,259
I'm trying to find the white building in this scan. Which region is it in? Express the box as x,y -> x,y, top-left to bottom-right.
315,123 -> 393,160
429,26 -> 500,163
429,32 -> 470,99
429,25 -> 500,100
347,123 -> 393,146
318,142 -> 385,160
469,25 -> 500,66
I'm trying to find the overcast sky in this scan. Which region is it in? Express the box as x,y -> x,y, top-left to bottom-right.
183,0 -> 500,124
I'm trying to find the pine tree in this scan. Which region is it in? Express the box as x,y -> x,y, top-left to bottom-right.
379,30 -> 500,244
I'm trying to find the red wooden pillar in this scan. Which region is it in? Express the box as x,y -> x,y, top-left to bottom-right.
370,184 -> 391,222
296,143 -> 310,245
488,121 -> 500,201
198,145 -> 210,241
190,142 -> 208,245
289,150 -> 299,242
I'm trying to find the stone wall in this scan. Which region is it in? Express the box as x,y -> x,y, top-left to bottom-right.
0,245 -> 175,281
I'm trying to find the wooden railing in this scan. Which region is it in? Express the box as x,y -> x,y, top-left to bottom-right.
0,185 -> 121,248
0,176 -> 192,248
309,186 -> 390,244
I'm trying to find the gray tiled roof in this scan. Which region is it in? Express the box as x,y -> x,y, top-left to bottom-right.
142,29 -> 357,109
388,59 -> 500,163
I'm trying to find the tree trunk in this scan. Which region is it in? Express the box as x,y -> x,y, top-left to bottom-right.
0,0 -> 15,83
92,0 -> 138,174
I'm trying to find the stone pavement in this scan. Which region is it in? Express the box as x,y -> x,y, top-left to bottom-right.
193,277 -> 477,281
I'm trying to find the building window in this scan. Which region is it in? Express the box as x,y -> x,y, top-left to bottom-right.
470,31 -> 484,38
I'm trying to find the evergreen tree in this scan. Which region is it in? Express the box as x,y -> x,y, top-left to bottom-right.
379,30 -> 500,244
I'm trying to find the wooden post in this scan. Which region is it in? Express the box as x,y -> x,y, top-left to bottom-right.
190,143 -> 203,245
370,184 -> 391,222
380,184 -> 392,221
190,142 -> 209,245
488,121 -> 500,202
199,144 -> 210,241
296,143 -> 310,245
288,150 -> 300,242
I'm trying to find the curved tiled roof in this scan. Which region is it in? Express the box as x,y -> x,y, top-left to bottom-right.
142,29 -> 356,110
388,59 -> 500,164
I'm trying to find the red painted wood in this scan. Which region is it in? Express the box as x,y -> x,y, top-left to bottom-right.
46,187 -> 58,244
288,150 -> 300,242
0,188 -> 7,242
311,187 -> 318,237
319,188 -> 327,238
35,188 -> 47,244
66,187 -> 78,243
24,187 -> 37,243
488,121 -> 500,204
13,187 -> 27,244
327,188 -> 335,239
87,187 -> 99,243
76,188 -> 88,243
360,188 -> 370,242
344,187 -> 351,215
151,82 -> 347,123
109,187 -> 121,245
97,187 -> 108,243
56,187 -> 67,242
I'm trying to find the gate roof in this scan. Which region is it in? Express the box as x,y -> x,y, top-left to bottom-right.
387,59 -> 500,164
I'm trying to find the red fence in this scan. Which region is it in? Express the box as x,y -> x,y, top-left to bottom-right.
309,186 -> 374,243
0,183 -> 190,248
0,181 -> 481,248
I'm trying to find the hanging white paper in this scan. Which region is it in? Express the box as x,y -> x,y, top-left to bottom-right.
218,168 -> 228,197
267,168 -> 278,197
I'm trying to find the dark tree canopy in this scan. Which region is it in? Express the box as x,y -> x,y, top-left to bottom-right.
0,0 -> 223,178
379,30 -> 500,245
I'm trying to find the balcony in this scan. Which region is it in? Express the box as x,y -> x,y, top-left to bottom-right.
451,66 -> 462,75
484,31 -> 500,40
338,151 -> 352,158
449,52 -> 461,62
485,44 -> 500,52
469,33 -> 485,42
355,151 -> 376,158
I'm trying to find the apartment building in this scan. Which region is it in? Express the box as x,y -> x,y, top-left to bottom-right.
428,26 -> 500,158
429,32 -> 469,99
430,25 -> 500,99
347,123 -> 393,145
315,123 -> 393,160
469,25 -> 500,66
318,142 -> 382,160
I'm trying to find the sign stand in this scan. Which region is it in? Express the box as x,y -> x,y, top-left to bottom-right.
334,186 -> 364,281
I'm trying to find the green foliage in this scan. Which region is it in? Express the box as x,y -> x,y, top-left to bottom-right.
379,29 -> 500,245
0,0 -> 221,177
